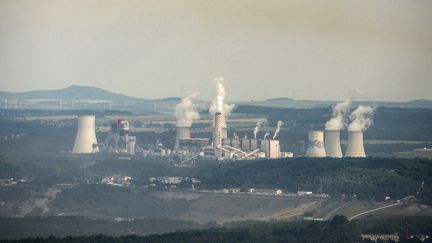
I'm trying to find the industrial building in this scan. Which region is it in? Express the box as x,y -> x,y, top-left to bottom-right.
71,116 -> 137,155
172,109 -> 292,160
105,119 -> 137,155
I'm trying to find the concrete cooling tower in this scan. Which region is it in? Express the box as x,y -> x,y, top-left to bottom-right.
175,126 -> 191,149
345,131 -> 366,157
324,130 -> 343,158
72,115 -> 98,153
305,130 -> 326,157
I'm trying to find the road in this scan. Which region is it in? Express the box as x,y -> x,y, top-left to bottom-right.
348,202 -> 403,221
323,202 -> 348,221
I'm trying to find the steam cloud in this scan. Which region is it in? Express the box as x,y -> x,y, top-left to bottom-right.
175,92 -> 200,127
273,120 -> 284,139
209,77 -> 235,127
325,100 -> 351,130
253,118 -> 266,139
348,105 -> 375,131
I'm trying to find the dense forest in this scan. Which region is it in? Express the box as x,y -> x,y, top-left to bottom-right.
1,216 -> 431,242
191,157 -> 432,202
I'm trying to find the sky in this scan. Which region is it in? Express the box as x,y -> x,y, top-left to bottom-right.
0,0 -> 431,102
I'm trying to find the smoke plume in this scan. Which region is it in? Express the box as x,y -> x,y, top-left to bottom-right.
263,132 -> 270,140
348,105 -> 375,131
325,100 -> 351,130
273,120 -> 284,139
175,92 -> 200,127
209,77 -> 235,127
253,118 -> 265,139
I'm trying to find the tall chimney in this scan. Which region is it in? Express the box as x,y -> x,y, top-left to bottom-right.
305,130 -> 326,157
72,115 -> 98,153
324,130 -> 343,158
214,112 -> 223,148
345,131 -> 366,157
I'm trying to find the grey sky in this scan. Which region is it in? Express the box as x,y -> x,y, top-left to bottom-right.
0,0 -> 431,102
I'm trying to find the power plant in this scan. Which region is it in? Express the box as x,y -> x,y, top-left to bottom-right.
68,85 -> 374,161
72,115 -> 99,154
324,130 -> 343,158
305,130 -> 326,157
344,130 -> 366,157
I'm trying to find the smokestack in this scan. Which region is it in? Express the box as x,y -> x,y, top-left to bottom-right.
305,130 -> 326,157
209,77 -> 234,135
324,130 -> 343,158
175,126 -> 191,149
214,112 -> 223,148
72,115 -> 98,153
345,131 -> 366,157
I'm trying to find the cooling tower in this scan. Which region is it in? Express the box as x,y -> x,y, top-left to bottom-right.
345,131 -> 366,157
128,139 -> 136,155
214,112 -> 223,148
175,126 -> 191,149
72,115 -> 98,153
305,130 -> 326,157
324,130 -> 343,158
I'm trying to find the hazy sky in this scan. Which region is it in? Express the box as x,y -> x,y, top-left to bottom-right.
0,0 -> 431,101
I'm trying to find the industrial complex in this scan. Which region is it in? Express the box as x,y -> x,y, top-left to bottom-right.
71,79 -> 373,160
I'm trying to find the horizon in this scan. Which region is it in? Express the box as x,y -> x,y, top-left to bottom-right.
1,83 -> 431,103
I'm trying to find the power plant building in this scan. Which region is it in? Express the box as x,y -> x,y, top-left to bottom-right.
260,139 -> 281,159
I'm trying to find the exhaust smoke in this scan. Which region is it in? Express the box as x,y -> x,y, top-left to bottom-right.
175,92 -> 200,127
325,100 -> 351,131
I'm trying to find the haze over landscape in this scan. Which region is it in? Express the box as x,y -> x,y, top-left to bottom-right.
1,0 -> 432,101
1,1 -> 432,243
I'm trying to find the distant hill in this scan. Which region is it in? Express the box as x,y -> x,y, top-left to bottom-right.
1,85 -> 430,111
237,99 -> 432,109
0,85 -> 145,102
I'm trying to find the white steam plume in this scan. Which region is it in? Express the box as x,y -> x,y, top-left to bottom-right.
253,118 -> 266,139
273,120 -> 284,139
325,100 -> 351,130
175,92 -> 200,127
209,77 -> 235,127
348,105 -> 375,131
263,132 -> 270,140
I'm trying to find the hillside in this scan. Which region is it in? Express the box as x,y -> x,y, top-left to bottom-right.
0,85 -> 145,102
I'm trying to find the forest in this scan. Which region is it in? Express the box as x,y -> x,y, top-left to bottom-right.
1,216 -> 431,242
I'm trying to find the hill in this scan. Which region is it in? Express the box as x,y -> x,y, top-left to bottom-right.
0,85 -> 145,102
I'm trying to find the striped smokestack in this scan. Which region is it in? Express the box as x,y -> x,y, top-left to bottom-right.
214,112 -> 223,148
